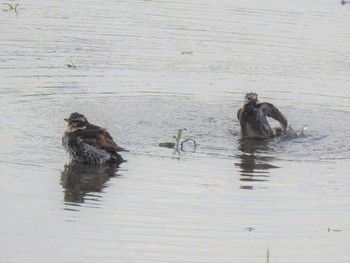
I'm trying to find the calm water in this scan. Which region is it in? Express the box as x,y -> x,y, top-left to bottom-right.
1,0 -> 349,262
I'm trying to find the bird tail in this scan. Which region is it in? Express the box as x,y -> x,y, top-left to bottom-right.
111,152 -> 125,163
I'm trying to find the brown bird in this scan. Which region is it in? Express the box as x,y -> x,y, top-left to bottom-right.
237,93 -> 288,139
62,112 -> 125,164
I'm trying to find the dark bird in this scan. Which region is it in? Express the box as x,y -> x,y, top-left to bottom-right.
237,92 -> 288,139
62,112 -> 125,164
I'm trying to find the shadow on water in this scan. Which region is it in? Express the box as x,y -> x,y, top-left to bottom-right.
235,138 -> 279,190
60,161 -> 121,209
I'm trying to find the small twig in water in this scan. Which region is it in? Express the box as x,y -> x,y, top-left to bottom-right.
3,3 -> 19,14
180,138 -> 197,151
328,227 -> 342,232
66,60 -> 77,68
181,51 -> 194,55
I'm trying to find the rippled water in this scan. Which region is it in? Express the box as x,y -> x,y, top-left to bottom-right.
1,1 -> 349,262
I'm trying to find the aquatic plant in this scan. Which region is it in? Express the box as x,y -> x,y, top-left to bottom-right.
3,3 -> 19,14
159,128 -> 196,152
173,128 -> 185,150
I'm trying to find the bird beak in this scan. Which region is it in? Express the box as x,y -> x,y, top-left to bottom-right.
64,118 -> 70,123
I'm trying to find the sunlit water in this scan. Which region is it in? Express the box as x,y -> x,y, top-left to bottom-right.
1,1 -> 349,262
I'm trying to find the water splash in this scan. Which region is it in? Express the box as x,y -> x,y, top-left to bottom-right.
285,125 -> 308,138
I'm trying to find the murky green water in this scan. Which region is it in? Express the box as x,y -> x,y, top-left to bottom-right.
1,1 -> 349,262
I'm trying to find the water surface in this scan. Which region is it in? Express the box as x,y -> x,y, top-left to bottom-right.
1,1 -> 349,262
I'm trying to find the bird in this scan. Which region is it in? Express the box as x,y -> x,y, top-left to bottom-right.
62,112 -> 125,164
237,92 -> 288,139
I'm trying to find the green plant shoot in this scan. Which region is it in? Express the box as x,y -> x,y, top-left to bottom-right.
173,128 -> 186,151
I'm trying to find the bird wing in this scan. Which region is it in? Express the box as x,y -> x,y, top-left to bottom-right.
257,103 -> 288,130
79,130 -> 125,152
97,131 -> 125,152
237,108 -> 242,120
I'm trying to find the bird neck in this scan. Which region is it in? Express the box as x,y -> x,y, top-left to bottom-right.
66,125 -> 87,133
244,101 -> 257,110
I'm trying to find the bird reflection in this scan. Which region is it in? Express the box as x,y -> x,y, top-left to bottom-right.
235,138 -> 279,189
60,161 -> 120,205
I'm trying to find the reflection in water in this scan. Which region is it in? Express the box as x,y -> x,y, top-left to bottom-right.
235,138 -> 279,189
60,161 -> 120,208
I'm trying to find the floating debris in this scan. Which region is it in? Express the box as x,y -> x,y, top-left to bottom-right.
180,138 -> 197,151
66,60 -> 77,68
181,50 -> 194,55
3,3 -> 19,15
158,142 -> 175,149
328,227 -> 342,232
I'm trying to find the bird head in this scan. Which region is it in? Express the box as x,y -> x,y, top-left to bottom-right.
64,112 -> 88,129
244,92 -> 258,105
